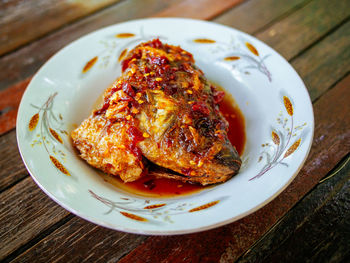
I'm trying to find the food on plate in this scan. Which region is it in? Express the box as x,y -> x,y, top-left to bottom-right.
71,39 -> 241,185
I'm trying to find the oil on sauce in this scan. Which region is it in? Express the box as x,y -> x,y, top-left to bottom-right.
99,88 -> 246,198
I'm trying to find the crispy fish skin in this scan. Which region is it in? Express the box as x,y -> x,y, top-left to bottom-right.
72,39 -> 241,185
71,115 -> 144,182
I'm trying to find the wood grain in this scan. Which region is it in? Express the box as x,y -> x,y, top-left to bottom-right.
0,130 -> 27,192
214,0 -> 308,34
0,177 -> 70,260
10,217 -> 147,263
0,1 -> 349,262
0,0 -> 121,56
0,78 -> 31,135
237,156 -> 350,262
0,0 -> 180,92
153,0 -> 244,19
256,0 -> 350,60
116,73 -> 350,263
291,21 -> 350,101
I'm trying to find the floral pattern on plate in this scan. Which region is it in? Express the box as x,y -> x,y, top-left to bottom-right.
82,28 -> 166,73
250,96 -> 307,180
28,93 -> 70,176
90,190 -> 223,223
191,36 -> 272,81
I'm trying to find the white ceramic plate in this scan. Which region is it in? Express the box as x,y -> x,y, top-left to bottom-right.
17,18 -> 314,235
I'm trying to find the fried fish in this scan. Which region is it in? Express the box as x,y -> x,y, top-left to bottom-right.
72,39 -> 241,185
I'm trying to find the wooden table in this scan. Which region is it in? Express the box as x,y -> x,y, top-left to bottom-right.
1,0 -> 349,262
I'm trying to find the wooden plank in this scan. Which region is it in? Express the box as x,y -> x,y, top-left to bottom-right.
10,217 -> 147,263
0,177 -> 70,260
0,78 -> 31,135
0,0 -> 180,92
0,130 -> 27,192
153,0 -> 244,19
291,21 -> 350,101
214,0 -> 308,34
0,0 -> 121,56
237,156 -> 350,262
116,75 -> 350,262
256,0 -> 350,60
1,1 -> 349,261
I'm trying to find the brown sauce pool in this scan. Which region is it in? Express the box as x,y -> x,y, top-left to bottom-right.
220,93 -> 246,156
100,89 -> 246,198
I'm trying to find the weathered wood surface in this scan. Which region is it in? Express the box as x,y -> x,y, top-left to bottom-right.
214,0 -> 309,34
237,155 -> 350,263
153,0 -> 244,19
0,0 -> 349,262
0,178 -> 71,261
0,129 -> 27,192
117,71 -> 350,263
291,21 -> 350,101
255,0 -> 350,60
10,217 -> 147,263
0,0 -> 121,56
0,78 -> 30,135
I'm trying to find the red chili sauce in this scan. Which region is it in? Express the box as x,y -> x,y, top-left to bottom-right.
103,90 -> 246,198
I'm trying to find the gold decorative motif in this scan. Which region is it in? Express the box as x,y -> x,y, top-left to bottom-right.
49,155 -> 70,176
83,56 -> 98,73
89,190 -> 226,223
283,96 -> 293,116
250,96 -> 306,180
193,38 -> 216,44
189,201 -> 220,212
30,93 -> 69,176
192,37 -> 272,81
271,131 -> 280,145
144,204 -> 166,209
284,138 -> 301,158
49,128 -> 63,144
29,113 -> 39,131
118,48 -> 128,62
224,56 -> 240,61
120,212 -> 147,221
82,30 -> 165,72
116,33 -> 135,38
245,42 -> 259,56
